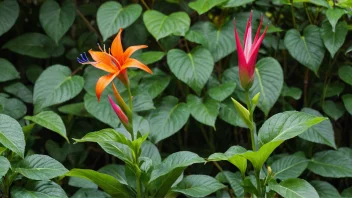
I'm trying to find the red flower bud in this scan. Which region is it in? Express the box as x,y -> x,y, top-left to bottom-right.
108,95 -> 129,125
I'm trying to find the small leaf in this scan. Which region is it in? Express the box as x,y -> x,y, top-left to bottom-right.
0,114 -> 25,158
269,178 -> 319,198
320,21 -> 348,58
338,65 -> 352,86
97,2 -> 142,41
4,82 -> 33,103
172,175 -> 226,197
188,0 -> 227,15
326,7 -> 345,32
58,102 -> 91,117
342,94 -> 352,115
322,100 -> 345,120
139,69 -> 171,99
0,58 -> 19,82
0,97 -> 27,119
271,152 -> 309,180
136,51 -> 165,65
25,111 -> 68,142
0,0 -> 19,36
281,84 -> 302,100
218,98 -> 247,128
14,154 -> 68,180
0,156 -> 10,177
11,181 -> 68,198
216,171 -> 244,197
187,94 -> 219,127
207,82 -> 236,102
310,180 -> 341,198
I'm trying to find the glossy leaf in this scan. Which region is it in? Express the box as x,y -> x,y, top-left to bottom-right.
136,51 -> 165,65
269,178 -> 319,198
321,21 -> 348,58
271,152 -> 309,180
188,0 -> 227,15
216,171 -> 244,197
310,180 -> 341,198
0,58 -> 19,82
139,69 -> 170,99
207,82 -> 236,102
0,114 -> 25,158
0,0 -> 19,36
187,94 -> 219,127
11,181 -> 68,198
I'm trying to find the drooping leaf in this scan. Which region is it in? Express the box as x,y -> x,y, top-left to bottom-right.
188,0 -> 228,15
271,152 -> 309,180
310,180 -> 341,198
0,114 -> 25,158
97,1 -> 142,41
0,0 -> 19,36
320,21 -> 348,58
4,82 -> 33,103
187,94 -> 219,127
0,58 -> 20,82
268,178 -> 319,198
338,65 -> 352,86
11,181 -> 68,198
0,156 -> 10,177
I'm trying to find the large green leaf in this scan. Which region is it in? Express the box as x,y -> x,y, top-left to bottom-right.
139,69 -> 170,99
271,152 -> 309,180
320,21 -> 348,58
308,148 -> 352,178
218,98 -> 247,128
187,94 -> 219,127
167,47 -> 214,94
0,58 -> 20,82
143,10 -> 190,40
269,178 -> 319,198
66,169 -> 132,197
33,65 -> 84,111
25,111 -> 68,142
299,108 -> 336,148
322,100 -> 345,120
97,1 -> 142,41
141,141 -> 162,165
14,154 -> 68,180
0,156 -> 10,177
284,25 -> 325,74
216,171 -> 244,197
338,65 -> 352,86
207,82 -> 236,102
342,94 -> 352,115
3,33 -> 57,59
0,114 -> 25,158
39,0 -> 75,43
172,175 -> 226,197
188,0 -> 227,15
310,180 -> 341,198
11,181 -> 68,198
0,0 -> 19,36
326,8 -> 345,32
4,82 -> 33,103
0,96 -> 27,119
148,96 -> 190,143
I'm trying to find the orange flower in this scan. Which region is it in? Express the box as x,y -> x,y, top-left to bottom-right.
77,28 -> 152,101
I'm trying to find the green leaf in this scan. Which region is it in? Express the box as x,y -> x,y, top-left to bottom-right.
25,111 -> 68,142
72,188 -> 110,198
97,2 -> 142,41
148,151 -> 205,197
140,69 -> 171,99
299,108 -> 336,149
39,0 -> 75,43
11,181 -> 68,198
187,94 -> 219,127
0,114 -> 25,158
0,156 -> 10,177
167,47 -> 214,94
216,171 -> 244,197
342,186 -> 352,197
308,148 -> 352,178
172,175 -> 226,197
14,154 -> 68,180
284,25 -> 325,74
136,51 -> 165,65
66,169 -> 132,197
143,10 -> 190,40
207,82 -> 236,102
268,178 -> 319,198
188,21 -> 235,62
33,65 -> 84,111
148,96 -> 190,143
4,82 -> 33,103
223,0 -> 255,7
218,98 -> 247,128
141,141 -> 162,165
310,180 -> 341,198
321,21 -> 348,58
326,8 -> 345,32
0,97 -> 27,119
58,102 -> 91,117
68,176 -> 98,189
338,65 -> 352,86
322,100 -> 345,120
188,0 -> 227,15
342,94 -> 352,115
271,152 -> 309,180
26,65 -> 43,84
0,0 -> 19,36
281,84 -> 302,100
0,58 -> 20,82
3,33 -> 57,59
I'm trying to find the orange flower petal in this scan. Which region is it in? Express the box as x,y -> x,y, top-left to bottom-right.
88,50 -> 117,73
123,45 -> 148,61
111,28 -> 124,64
122,58 -> 153,74
96,72 -> 119,101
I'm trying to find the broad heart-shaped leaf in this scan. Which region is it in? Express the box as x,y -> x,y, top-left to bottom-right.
14,154 -> 68,180
188,0 -> 227,15
0,114 -> 25,158
0,0 -> 19,36
310,180 -> 341,198
3,33 -> 57,59
284,25 -> 325,74
299,108 -> 336,149
338,65 -> 352,86
207,82 -> 236,102
25,111 -> 68,142
11,181 -> 67,198
223,57 -> 283,116
172,175 -> 226,197
139,68 -> 171,99
342,94 -> 352,115
148,96 -> 190,143
326,8 -> 345,32
216,171 -> 244,197
66,169 -> 132,197
39,0 -> 75,43
33,65 -> 84,111
4,82 -> 33,103
323,100 -> 345,120
0,96 -> 27,119
0,156 -> 10,177
167,47 -> 214,94
271,152 -> 309,180
188,21 -> 235,62
308,148 -> 352,178
143,10 -> 190,40
148,151 -> 205,197
268,178 -> 319,198
321,21 -> 348,58
0,58 -> 19,82
187,94 -> 219,127
97,1 -> 142,41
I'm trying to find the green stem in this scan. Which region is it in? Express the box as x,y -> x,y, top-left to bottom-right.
245,91 -> 256,151
290,0 -> 297,29
304,3 -> 313,24
136,170 -> 142,198
255,170 -> 263,198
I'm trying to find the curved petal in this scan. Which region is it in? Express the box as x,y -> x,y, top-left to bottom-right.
88,50 -> 117,73
96,72 -> 119,101
122,58 -> 153,74
234,22 -> 246,66
111,28 -> 124,63
123,45 -> 148,61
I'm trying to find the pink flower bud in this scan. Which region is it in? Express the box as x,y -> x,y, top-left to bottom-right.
108,95 -> 129,125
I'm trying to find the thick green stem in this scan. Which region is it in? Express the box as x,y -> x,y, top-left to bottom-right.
255,170 -> 263,198
136,170 -> 142,198
245,91 -> 256,151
